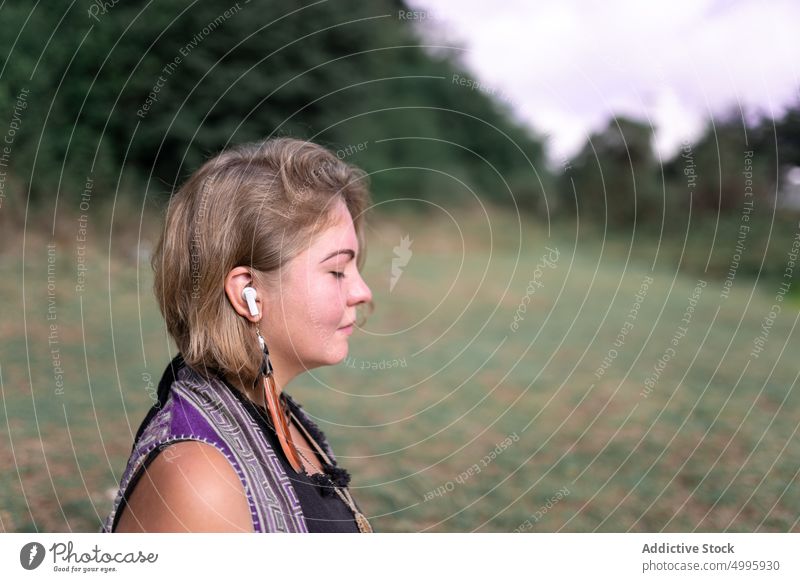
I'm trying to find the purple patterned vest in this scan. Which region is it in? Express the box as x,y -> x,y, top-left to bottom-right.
100,355 -> 337,533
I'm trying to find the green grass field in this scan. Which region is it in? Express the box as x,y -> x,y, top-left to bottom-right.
2,206 -> 799,532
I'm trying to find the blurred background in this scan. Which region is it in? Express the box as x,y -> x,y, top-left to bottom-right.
1,0 -> 799,532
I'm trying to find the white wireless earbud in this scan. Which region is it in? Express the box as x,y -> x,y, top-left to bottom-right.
242,286 -> 259,317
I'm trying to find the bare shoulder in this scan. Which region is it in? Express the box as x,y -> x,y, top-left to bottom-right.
114,440 -> 254,533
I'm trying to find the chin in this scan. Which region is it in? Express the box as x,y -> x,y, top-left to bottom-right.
323,341 -> 349,366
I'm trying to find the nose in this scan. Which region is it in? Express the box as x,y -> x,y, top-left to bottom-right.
348,270 -> 372,307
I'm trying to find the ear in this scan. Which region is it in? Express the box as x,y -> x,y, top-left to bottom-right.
224,267 -> 262,322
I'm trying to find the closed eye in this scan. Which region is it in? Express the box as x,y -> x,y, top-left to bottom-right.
330,271 -> 345,279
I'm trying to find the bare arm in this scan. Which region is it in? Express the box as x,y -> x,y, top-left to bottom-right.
115,441 -> 254,532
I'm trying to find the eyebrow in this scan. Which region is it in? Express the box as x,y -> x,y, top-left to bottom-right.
320,249 -> 356,263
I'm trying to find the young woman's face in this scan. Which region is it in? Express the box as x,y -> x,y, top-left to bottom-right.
262,198 -> 372,374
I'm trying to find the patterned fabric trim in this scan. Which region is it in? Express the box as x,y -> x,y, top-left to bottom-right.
100,359 -> 309,533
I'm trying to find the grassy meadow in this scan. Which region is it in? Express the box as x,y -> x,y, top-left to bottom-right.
2,204 -> 799,532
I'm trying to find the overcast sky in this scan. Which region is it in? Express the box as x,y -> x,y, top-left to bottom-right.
408,0 -> 800,164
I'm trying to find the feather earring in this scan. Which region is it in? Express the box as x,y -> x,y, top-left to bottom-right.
256,328 -> 304,473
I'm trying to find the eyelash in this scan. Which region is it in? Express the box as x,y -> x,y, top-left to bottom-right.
330,271 -> 345,279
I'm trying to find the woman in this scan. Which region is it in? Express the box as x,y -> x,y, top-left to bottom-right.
101,137 -> 374,532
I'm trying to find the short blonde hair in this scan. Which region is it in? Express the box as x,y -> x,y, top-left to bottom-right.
151,137 -> 372,387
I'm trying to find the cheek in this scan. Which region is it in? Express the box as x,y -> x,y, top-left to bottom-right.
303,279 -> 345,331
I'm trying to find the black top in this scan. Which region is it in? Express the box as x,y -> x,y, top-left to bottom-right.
223,379 -> 362,533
